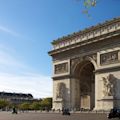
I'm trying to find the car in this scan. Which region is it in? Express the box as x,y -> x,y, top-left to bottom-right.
107,108 -> 120,119
62,109 -> 70,115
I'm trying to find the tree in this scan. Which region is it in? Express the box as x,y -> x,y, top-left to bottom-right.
0,99 -> 9,110
83,0 -> 97,7
30,102 -> 40,110
40,98 -> 52,110
18,102 -> 30,110
78,0 -> 98,17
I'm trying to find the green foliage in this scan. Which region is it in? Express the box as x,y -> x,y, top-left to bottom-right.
18,102 -> 30,110
0,97 -> 52,111
40,98 -> 52,110
30,102 -> 40,110
18,98 -> 52,111
77,0 -> 98,17
84,0 -> 97,8
0,99 -> 9,109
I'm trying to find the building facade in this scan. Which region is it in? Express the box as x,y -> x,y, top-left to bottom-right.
0,92 -> 34,104
49,17 -> 120,111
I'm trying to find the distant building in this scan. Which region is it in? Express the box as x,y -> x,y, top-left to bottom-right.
0,92 -> 35,104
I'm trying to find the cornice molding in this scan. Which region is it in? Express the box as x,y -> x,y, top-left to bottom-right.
95,65 -> 120,74
52,74 -> 75,80
48,30 -> 120,56
52,17 -> 120,45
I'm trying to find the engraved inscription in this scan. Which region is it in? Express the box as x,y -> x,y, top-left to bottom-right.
54,62 -> 68,74
100,51 -> 118,65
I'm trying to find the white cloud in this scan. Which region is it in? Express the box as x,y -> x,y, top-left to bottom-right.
0,72 -> 52,98
0,26 -> 20,37
0,44 -> 52,98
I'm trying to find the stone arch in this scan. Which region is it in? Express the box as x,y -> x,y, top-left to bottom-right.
84,56 -> 97,70
71,56 -> 97,76
72,58 -> 95,110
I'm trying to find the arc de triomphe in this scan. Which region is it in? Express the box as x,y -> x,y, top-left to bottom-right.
48,17 -> 120,111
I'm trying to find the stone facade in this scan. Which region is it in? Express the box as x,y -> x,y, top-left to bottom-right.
48,17 -> 120,111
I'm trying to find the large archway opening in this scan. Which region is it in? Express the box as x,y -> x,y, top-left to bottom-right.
74,60 -> 95,110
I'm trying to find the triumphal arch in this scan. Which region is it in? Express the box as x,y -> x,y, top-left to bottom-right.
48,17 -> 120,110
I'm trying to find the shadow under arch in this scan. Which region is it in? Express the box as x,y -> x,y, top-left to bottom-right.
72,57 -> 96,110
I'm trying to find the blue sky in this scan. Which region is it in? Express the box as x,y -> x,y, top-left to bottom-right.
0,0 -> 120,98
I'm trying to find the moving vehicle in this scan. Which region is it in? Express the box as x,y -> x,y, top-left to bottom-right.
62,109 -> 70,115
107,108 -> 120,119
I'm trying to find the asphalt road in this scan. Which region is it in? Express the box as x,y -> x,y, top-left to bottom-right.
0,111 -> 118,120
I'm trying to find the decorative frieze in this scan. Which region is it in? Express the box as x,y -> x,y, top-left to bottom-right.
100,51 -> 119,65
54,62 -> 68,74
52,19 -> 120,50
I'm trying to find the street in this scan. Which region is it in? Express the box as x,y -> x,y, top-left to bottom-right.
0,111 -> 117,120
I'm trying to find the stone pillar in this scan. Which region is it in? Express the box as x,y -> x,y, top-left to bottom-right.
52,78 -> 71,110
70,77 -> 80,111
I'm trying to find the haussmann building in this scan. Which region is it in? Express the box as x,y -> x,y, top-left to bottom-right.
48,17 -> 120,111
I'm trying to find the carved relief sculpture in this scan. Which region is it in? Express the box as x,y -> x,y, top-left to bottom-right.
91,54 -> 97,63
56,83 -> 66,99
55,63 -> 68,74
100,51 -> 118,65
102,74 -> 116,97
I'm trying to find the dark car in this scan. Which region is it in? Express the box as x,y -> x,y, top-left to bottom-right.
62,109 -> 70,115
107,108 -> 120,119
